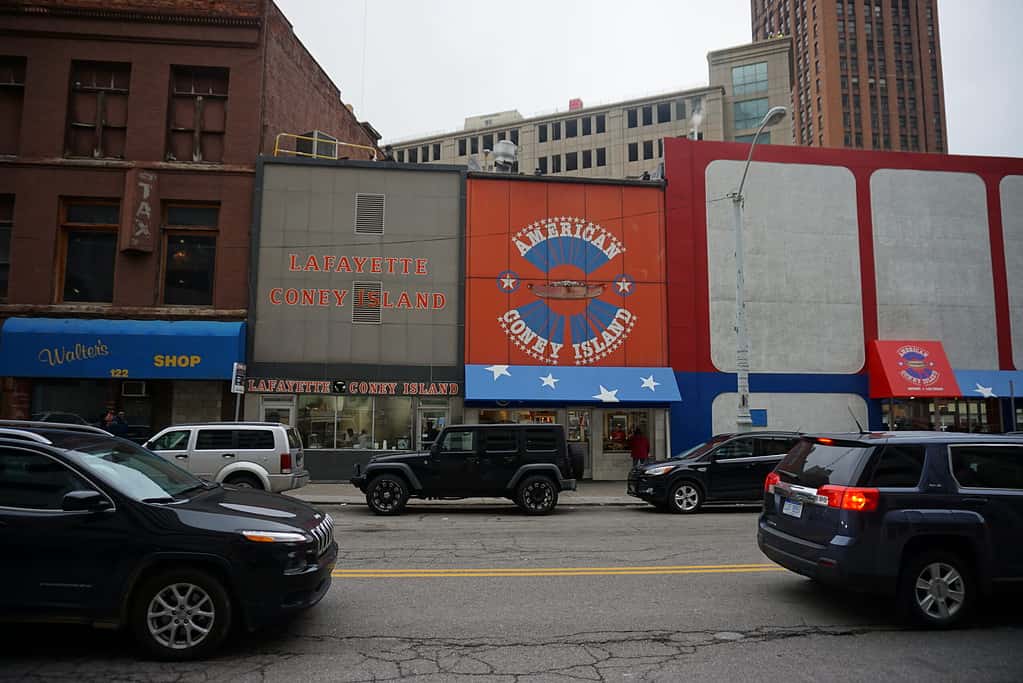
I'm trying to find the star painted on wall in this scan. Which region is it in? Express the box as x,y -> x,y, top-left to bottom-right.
485,365 -> 511,380
540,373 -> 560,389
593,385 -> 620,403
640,375 -> 661,392
973,383 -> 997,398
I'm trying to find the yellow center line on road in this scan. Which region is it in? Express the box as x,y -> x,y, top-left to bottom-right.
331,563 -> 785,578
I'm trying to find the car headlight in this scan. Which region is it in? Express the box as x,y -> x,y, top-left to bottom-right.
644,465 -> 676,476
241,530 -> 308,543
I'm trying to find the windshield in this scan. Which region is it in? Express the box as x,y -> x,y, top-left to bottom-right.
776,439 -> 875,489
673,434 -> 731,460
63,437 -> 204,500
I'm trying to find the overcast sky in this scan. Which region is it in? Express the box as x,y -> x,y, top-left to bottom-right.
275,0 -> 1023,158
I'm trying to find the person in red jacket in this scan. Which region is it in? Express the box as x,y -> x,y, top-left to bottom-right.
629,427 -> 650,469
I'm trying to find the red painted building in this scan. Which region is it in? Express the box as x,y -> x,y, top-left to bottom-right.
0,0 -> 380,429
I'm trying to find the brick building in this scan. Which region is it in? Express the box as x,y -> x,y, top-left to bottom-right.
0,0 -> 381,431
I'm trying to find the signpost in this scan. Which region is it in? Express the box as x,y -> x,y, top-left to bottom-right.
231,362 -> 246,420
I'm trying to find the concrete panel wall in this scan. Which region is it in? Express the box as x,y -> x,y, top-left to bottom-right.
871,170 -> 996,369
706,160 -> 863,373
1002,176 -> 1023,370
711,392 -> 868,435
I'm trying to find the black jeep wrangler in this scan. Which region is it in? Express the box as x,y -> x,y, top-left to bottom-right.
350,424 -> 579,515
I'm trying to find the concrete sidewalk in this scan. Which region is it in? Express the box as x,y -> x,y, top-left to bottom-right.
286,480 -> 638,506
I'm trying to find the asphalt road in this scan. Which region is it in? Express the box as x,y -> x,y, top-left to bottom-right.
2,502 -> 1022,682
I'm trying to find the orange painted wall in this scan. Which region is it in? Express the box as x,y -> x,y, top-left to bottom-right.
465,177 -> 667,367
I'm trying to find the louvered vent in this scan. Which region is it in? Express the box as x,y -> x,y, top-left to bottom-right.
354,193 -> 385,234
352,281 -> 383,324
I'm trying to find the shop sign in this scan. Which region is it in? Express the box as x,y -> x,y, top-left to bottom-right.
245,378 -> 461,396
119,169 -> 158,253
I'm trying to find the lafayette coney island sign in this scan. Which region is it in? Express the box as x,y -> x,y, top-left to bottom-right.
497,216 -> 636,365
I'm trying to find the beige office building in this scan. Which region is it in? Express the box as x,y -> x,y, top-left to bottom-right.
389,38 -> 793,179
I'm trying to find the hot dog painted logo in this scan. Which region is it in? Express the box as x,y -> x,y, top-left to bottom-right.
466,179 -> 666,367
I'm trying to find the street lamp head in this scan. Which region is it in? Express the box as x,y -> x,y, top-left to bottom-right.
762,106 -> 788,127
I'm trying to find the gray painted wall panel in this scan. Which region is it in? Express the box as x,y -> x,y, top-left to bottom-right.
706,160 -> 864,373
1001,176 -> 1023,371
712,392 -> 867,435
871,170 -> 996,369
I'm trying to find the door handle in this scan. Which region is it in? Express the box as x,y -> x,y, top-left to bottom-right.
222,453 -> 236,459
962,497 -> 988,506
175,454 -> 188,460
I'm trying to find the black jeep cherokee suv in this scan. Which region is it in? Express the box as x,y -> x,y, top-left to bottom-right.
628,431 -> 801,513
351,423 -> 578,515
0,421 -> 337,660
759,431 -> 1023,628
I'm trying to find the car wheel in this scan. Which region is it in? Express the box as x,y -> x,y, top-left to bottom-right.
517,475 -> 558,515
667,480 -> 703,514
224,473 -> 263,490
366,474 -> 409,515
130,567 -> 231,661
899,551 -> 974,628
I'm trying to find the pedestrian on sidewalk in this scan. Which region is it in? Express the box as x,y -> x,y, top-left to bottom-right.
629,427 -> 650,469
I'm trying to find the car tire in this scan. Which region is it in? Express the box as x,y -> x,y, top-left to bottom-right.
667,480 -> 703,514
224,473 -> 263,490
366,474 -> 409,515
516,475 -> 559,515
898,550 -> 975,629
130,567 -> 232,661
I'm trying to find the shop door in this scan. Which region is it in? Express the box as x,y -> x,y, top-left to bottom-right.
567,408 -> 592,479
417,407 -> 449,450
261,399 -> 295,426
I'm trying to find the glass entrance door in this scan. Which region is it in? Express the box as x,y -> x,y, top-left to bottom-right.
261,397 -> 295,426
417,407 -> 448,450
567,408 -> 592,479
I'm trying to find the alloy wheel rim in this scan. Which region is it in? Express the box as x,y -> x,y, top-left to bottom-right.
674,485 -> 699,511
232,480 -> 254,489
372,480 -> 401,511
914,562 -> 965,620
524,482 -> 554,510
147,582 -> 215,650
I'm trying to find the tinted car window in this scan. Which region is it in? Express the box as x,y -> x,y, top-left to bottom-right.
149,429 -> 190,451
484,429 -> 517,453
756,438 -> 796,457
674,434 -> 730,460
950,445 -> 1023,490
286,428 -> 302,449
776,439 -> 874,488
236,430 -> 275,450
440,429 -> 475,452
525,429 -> 557,452
66,438 -> 202,500
195,430 -> 234,450
714,438 -> 754,460
865,445 -> 926,487
0,449 -> 94,509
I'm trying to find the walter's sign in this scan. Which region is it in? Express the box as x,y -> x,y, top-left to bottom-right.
466,179 -> 667,367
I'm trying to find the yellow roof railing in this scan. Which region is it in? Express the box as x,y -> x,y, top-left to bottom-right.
273,132 -> 378,161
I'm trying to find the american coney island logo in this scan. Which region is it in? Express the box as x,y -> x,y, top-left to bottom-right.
896,345 -> 939,386
497,217 -> 636,365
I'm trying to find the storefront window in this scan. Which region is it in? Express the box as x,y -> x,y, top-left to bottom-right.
603,411 -> 648,452
567,409 -> 590,443
479,409 -> 557,424
374,397 -> 413,450
881,398 -> 1000,433
339,396 -> 373,447
297,395 -> 339,449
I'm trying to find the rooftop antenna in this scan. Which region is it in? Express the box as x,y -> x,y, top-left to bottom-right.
847,404 -> 865,433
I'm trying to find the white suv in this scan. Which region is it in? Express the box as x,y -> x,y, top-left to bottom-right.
145,422 -> 309,492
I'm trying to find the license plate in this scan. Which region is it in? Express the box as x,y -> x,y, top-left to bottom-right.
782,499 -> 803,518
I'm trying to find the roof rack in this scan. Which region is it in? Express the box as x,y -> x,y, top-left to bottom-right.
0,428 -> 54,445
0,420 -> 112,436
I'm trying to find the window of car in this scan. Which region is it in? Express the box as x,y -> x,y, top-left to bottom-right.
864,444 -> 926,487
286,428 -> 302,449
776,439 -> 875,489
236,429 -> 275,450
0,448 -> 96,510
950,445 -> 1023,490
148,429 -> 190,451
439,429 -> 475,453
64,438 -> 204,501
195,429 -> 234,450
524,429 -> 557,452
754,437 -> 796,457
714,438 -> 754,460
483,429 -> 517,453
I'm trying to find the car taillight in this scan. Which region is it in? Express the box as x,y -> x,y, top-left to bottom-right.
818,485 -> 879,512
280,452 -> 293,474
764,471 -> 780,493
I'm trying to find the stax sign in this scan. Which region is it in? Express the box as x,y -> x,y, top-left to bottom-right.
497,217 -> 637,365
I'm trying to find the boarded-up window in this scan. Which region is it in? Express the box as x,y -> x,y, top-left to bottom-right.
354,193 -> 385,234
65,61 -> 130,159
0,57 -> 25,155
352,281 -> 382,324
167,66 -> 229,163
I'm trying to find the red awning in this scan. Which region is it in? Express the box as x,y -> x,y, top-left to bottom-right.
867,340 -> 961,398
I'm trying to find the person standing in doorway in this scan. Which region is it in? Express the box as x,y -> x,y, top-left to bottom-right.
629,427 -> 650,469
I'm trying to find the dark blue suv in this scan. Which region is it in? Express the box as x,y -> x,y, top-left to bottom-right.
758,432 -> 1023,628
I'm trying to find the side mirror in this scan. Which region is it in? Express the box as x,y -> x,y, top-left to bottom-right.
430,443 -> 440,457
62,490 -> 113,512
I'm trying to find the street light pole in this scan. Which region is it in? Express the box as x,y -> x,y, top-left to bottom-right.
730,105 -> 787,432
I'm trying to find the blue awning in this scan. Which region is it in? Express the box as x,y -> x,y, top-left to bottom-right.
0,318 -> 245,380
466,365 -> 681,404
953,369 -> 1023,399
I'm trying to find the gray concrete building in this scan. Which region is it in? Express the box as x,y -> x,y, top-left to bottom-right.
389,38 -> 793,179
